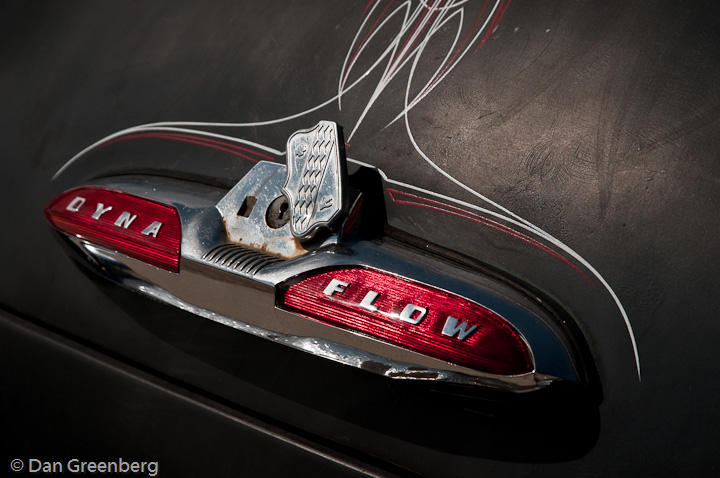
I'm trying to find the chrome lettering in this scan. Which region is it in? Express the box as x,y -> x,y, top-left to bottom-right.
65,196 -> 85,212
91,203 -> 113,220
441,316 -> 478,341
141,221 -> 163,238
323,278 -> 349,297
399,304 -> 427,325
114,211 -> 137,229
359,290 -> 379,312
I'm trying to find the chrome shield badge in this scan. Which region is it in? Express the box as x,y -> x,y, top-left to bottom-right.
283,121 -> 346,240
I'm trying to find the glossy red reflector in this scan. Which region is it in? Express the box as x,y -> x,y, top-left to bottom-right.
279,267 -> 533,376
45,186 -> 181,272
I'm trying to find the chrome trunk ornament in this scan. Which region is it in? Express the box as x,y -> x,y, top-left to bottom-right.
46,120 -> 588,392
283,121 -> 347,240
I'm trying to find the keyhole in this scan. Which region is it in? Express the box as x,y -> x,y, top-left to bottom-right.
277,202 -> 288,220
266,195 -> 291,228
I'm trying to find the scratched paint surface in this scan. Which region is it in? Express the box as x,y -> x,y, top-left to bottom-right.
3,0 -> 720,475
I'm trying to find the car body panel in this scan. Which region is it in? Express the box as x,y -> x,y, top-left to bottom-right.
3,0 -> 720,475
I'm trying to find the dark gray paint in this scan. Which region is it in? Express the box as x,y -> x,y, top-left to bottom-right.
2,0 -> 720,476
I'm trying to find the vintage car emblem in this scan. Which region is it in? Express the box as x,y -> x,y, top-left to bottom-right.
62,193 -> 165,237
278,267 -> 535,376
45,186 -> 181,271
45,120 -> 586,392
283,120 -> 347,240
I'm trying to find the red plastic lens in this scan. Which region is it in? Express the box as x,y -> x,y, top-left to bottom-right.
279,267 -> 533,376
45,186 -> 181,272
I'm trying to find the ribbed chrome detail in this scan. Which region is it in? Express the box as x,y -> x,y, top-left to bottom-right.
202,244 -> 283,275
